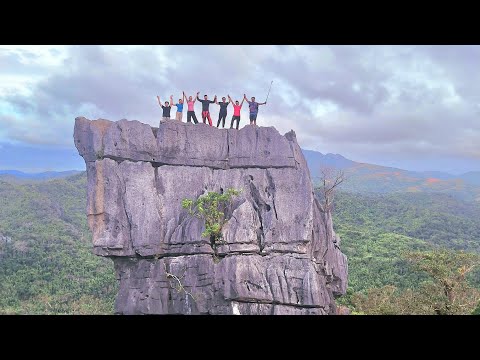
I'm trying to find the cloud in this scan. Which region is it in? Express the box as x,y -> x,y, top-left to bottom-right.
0,45 -> 479,173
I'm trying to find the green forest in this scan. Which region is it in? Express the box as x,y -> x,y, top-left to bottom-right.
1,173 -> 479,314
330,191 -> 480,314
0,174 -> 117,314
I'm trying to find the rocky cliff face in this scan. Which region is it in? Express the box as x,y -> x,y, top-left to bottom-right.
74,117 -> 348,315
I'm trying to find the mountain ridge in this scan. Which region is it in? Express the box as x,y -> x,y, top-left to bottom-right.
2,149 -> 479,200
302,149 -> 479,182
0,170 -> 82,181
302,149 -> 480,201
2,149 -> 477,182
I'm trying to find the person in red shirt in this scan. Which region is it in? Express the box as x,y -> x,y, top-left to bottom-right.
228,95 -> 245,130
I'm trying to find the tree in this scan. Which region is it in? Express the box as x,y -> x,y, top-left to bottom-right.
316,167 -> 346,213
351,249 -> 480,315
182,188 -> 241,250
404,249 -> 480,315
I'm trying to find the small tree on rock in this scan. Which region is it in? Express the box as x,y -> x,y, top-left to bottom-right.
182,188 -> 241,250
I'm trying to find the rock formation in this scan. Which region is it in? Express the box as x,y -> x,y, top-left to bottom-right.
74,117 -> 348,314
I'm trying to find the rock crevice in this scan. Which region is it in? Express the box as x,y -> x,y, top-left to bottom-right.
74,117 -> 348,314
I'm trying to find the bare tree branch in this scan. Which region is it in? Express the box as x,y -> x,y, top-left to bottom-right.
163,263 -> 196,302
317,166 -> 346,212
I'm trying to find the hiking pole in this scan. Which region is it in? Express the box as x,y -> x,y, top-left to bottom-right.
265,80 -> 273,103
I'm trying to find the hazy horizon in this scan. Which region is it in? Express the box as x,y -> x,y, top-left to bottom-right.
0,142 -> 476,176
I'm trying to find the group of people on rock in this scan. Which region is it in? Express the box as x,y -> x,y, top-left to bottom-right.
156,92 -> 267,129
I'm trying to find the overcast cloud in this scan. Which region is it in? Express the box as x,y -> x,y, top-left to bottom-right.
0,45 -> 479,174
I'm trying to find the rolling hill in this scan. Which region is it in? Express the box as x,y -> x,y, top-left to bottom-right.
0,170 -> 82,183
302,149 -> 480,201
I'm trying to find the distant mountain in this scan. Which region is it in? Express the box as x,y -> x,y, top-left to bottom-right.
461,171 -> 480,186
0,170 -> 82,183
301,149 -> 480,202
416,171 -> 456,180
302,149 -> 356,170
2,151 -> 479,200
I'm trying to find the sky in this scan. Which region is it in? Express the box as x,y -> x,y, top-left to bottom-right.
0,45 -> 479,174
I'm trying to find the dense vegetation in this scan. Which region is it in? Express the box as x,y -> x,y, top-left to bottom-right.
0,173 -> 117,314
334,191 -> 480,252
329,191 -> 480,313
1,172 -> 479,314
351,250 -> 480,315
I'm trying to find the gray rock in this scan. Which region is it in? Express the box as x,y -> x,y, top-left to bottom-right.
86,159 -> 134,256
114,255 -> 215,315
74,117 -> 113,161
309,198 -> 348,297
74,117 -> 348,314
113,254 -> 333,315
227,125 -> 297,168
155,121 -> 229,169
74,118 -> 299,169
103,119 -> 158,162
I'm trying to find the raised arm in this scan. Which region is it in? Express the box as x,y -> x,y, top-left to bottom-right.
212,95 -> 217,104
240,98 -> 245,107
156,95 -> 162,107
183,91 -> 187,102
259,101 -> 267,105
228,95 -> 233,103
196,91 -> 200,102
244,94 -> 250,103
170,95 -> 174,106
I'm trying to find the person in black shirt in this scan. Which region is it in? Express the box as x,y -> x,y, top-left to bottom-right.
196,94 -> 217,126
157,95 -> 173,124
215,96 -> 230,128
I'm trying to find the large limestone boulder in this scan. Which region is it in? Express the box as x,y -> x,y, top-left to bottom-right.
74,117 -> 348,314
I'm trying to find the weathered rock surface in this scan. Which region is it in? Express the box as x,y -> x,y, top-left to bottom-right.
74,117 -> 348,314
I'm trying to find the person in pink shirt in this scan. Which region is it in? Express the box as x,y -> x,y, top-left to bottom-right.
183,91 -> 199,124
228,95 -> 245,130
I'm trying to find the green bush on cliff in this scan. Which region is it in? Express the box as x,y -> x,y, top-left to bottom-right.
182,188 -> 241,246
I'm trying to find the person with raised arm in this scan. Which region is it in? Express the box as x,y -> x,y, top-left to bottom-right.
156,95 -> 173,123
172,94 -> 184,121
228,95 -> 244,130
243,94 -> 267,126
196,93 -> 217,126
183,91 -> 199,124
215,96 -> 230,128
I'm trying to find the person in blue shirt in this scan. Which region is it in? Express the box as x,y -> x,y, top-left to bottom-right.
172,95 -> 184,121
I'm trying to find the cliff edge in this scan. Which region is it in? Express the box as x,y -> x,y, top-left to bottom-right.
74,117 -> 347,314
